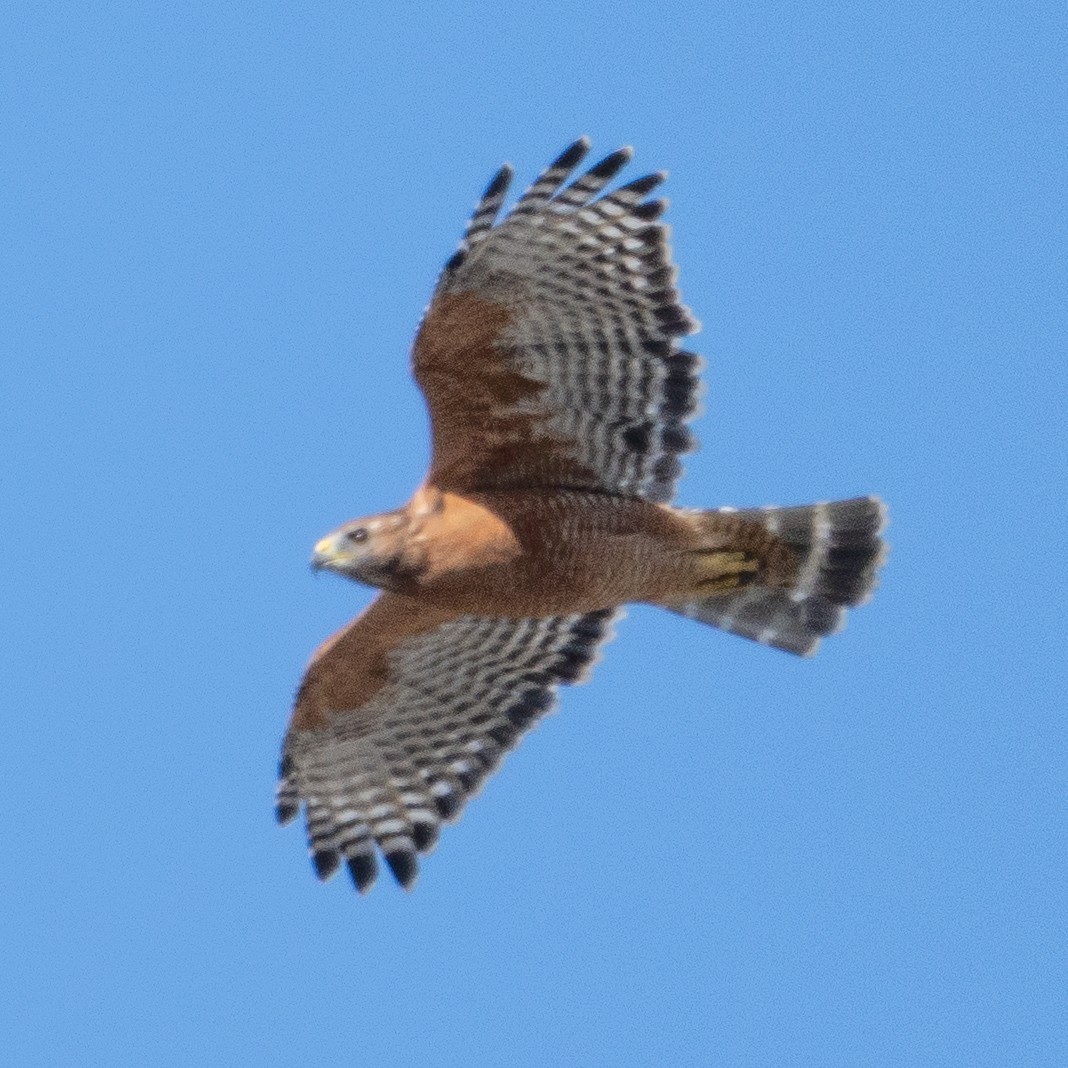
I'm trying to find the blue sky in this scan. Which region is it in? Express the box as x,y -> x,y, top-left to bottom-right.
4,2 -> 1065,1065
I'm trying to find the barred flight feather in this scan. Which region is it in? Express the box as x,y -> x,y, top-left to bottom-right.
430,137 -> 700,504
277,608 -> 618,892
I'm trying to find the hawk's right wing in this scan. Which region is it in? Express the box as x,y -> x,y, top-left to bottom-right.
411,138 -> 701,504
277,593 -> 618,892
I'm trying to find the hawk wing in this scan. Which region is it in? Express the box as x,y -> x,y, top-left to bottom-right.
277,593 -> 617,892
412,137 -> 701,504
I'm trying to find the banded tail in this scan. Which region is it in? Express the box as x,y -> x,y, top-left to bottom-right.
668,496 -> 887,656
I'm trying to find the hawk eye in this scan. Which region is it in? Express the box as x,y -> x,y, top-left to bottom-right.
346,527 -> 369,544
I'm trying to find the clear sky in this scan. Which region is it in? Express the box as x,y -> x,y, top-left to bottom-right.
4,2 -> 1065,1066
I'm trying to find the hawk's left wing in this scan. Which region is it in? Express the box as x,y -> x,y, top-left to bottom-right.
277,593 -> 617,892
412,138 -> 701,504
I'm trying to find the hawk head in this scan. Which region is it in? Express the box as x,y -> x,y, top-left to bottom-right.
311,509 -> 418,589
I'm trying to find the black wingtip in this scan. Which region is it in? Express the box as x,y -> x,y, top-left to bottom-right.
431,783 -> 462,821
587,145 -> 634,180
631,198 -> 667,222
312,849 -> 340,881
346,852 -> 378,894
554,136 -> 591,170
618,172 -> 666,198
275,802 -> 298,825
412,819 -> 440,853
384,847 -> 419,889
482,162 -> 513,199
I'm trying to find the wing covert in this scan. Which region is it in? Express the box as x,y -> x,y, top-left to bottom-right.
277,595 -> 618,892
412,138 -> 701,503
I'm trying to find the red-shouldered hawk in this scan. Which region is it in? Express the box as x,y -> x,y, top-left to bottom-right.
277,139 -> 887,894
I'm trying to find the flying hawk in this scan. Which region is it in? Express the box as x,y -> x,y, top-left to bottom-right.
276,138 -> 886,894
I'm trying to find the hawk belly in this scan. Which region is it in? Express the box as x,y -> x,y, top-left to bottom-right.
399,490 -> 773,618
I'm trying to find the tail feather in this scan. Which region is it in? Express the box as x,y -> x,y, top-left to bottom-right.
668,496 -> 886,656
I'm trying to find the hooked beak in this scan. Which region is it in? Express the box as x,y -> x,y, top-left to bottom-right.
310,532 -> 345,572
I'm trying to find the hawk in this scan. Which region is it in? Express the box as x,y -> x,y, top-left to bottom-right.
276,138 -> 886,894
